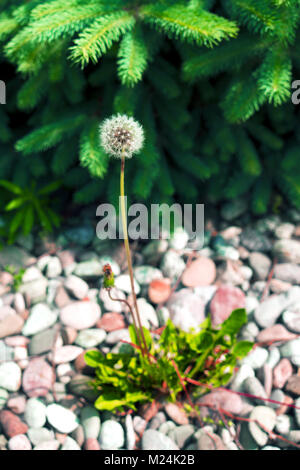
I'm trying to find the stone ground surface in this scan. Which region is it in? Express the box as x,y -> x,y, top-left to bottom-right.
1,203 -> 300,450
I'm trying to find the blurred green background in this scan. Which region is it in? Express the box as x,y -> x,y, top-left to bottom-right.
0,0 -> 300,241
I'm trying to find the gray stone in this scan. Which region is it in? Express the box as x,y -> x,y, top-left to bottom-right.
22,303 -> 57,336
273,239 -> 300,264
248,406 -> 276,447
240,229 -> 272,252
274,223 -> 295,239
24,398 -> 47,428
239,321 -> 259,342
265,347 -> 280,369
230,364 -> 255,392
0,246 -> 33,270
114,274 -> 140,295
168,425 -> 195,448
99,420 -> 124,450
254,294 -> 288,328
64,275 -> 89,300
268,389 -> 285,410
141,429 -> 179,450
243,377 -> 268,405
81,406 -> 101,440
275,414 -> 291,435
249,252 -> 272,280
28,328 -> 56,356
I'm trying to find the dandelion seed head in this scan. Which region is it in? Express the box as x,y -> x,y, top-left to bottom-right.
100,114 -> 144,158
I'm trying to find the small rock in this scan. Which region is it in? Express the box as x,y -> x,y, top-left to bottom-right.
275,414 -> 291,434
0,410 -> 28,437
141,429 -> 178,450
33,440 -> 60,450
54,286 -> 72,308
148,278 -> 171,304
168,424 -> 195,448
114,274 -> 140,295
60,301 -> 101,330
269,389 -> 286,410
46,257 -> 62,278
249,252 -> 271,281
160,251 -> 186,280
68,374 -> 98,402
0,314 -> 24,339
280,338 -> 300,357
243,377 -> 268,404
273,359 -> 293,389
24,398 -> 47,428
273,239 -> 300,264
294,397 -> 300,427
8,434 -> 32,450
99,288 -> 126,313
254,294 -> 287,328
275,222 -> 295,239
97,313 -> 125,332
285,375 -> 300,395
134,266 -> 163,285
167,288 -> 205,333
0,362 -> 21,391
6,395 -> 26,414
84,438 -> 101,450
248,406 -> 276,446
22,358 -> 54,398
274,263 -> 300,284
209,285 -> 246,327
181,257 -> 216,287
197,431 -> 227,450
164,403 -> 189,425
240,229 -> 272,252
27,427 -> 55,446
61,436 -> 81,450
282,310 -> 300,333
46,404 -> 79,433
49,345 -> 83,364
266,347 -> 281,369
19,277 -> 48,304
22,303 -> 57,336
133,298 -> 158,329
75,329 -> 106,348
0,388 -> 8,410
230,364 -> 255,392
64,275 -> 89,300
81,406 -> 101,440
99,420 -> 124,450
242,347 -> 268,369
257,324 -> 297,344
74,260 -> 102,279
125,414 -> 135,450
270,279 -> 292,294
28,328 -> 57,356
197,389 -> 244,415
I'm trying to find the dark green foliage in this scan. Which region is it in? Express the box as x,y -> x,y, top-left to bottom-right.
85,308 -> 253,412
0,0 -> 300,227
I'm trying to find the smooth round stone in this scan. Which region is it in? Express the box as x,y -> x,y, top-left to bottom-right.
97,313 -> 126,332
169,227 -> 189,250
248,407 -> 276,447
280,338 -> 300,357
8,434 -> 32,450
243,377 -> 267,404
60,301 -> 101,330
24,398 -> 47,428
291,355 -> 300,366
81,406 -> 101,440
134,266 -> 163,285
99,420 -> 124,450
266,347 -> 280,369
6,395 -> 26,414
239,321 -> 259,341
273,359 -> 293,389
275,223 -> 295,239
294,397 -> 300,427
269,389 -> 286,410
61,436 -> 81,450
22,304 -> 57,336
64,275 -> 89,300
160,251 -> 186,280
46,257 -> 62,278
135,298 -> 158,329
75,329 -> 106,348
49,345 -> 83,364
282,311 -> 300,333
99,287 -> 126,313
0,340 -> 14,361
19,276 -> 48,304
245,296 -> 259,313
273,239 -> 300,264
105,328 -> 131,345
230,364 -> 255,392
168,425 -> 195,448
0,362 -> 21,391
22,358 -> 54,398
141,429 -> 179,450
33,440 -> 60,450
274,263 -> 300,284
125,414 -> 135,450
46,404 -> 79,434
148,278 -> 171,304
0,410 -> 28,437
249,252 -> 272,281
74,260 -> 103,279
257,324 -> 297,344
27,427 -> 55,446
167,288 -> 205,333
254,294 -> 287,328
164,403 -> 188,425
114,274 -> 140,295
197,389 -> 244,415
0,388 -> 8,409
157,307 -> 170,326
0,314 -> 24,339
28,328 -> 56,356
275,414 -> 291,435
181,256 -> 216,287
261,445 -> 280,450
209,285 -> 246,327
285,375 -> 300,395
242,347 -> 268,370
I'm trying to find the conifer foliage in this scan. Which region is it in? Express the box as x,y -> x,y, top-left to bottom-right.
0,0 -> 300,221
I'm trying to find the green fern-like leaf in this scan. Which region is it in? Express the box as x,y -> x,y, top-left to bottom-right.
117,26 -> 148,87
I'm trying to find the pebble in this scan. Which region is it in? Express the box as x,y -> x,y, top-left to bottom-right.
239,321 -> 259,341
230,364 -> 255,392
24,398 -> 47,428
125,414 -> 135,450
280,338 -> 300,357
46,257 -> 62,278
46,404 -> 79,433
8,434 -> 32,450
274,263 -> 300,284
148,278 -> 171,304
22,303 -> 57,336
28,328 -> 56,356
64,275 -> 89,300
257,324 -> 297,344
0,388 -> 8,409
99,287 -> 126,313
266,347 -> 281,369
0,313 -> 24,339
0,410 -> 28,437
269,389 -> 286,410
240,229 -> 272,252
273,359 -> 293,389
81,406 -> 101,440
19,277 -> 48,304
273,239 -> 300,264
197,389 -> 244,414
49,345 -> 83,364
134,266 -> 163,285
160,250 -> 186,280
164,403 -> 189,425
141,429 -> 179,450
27,427 -> 55,446
167,288 -> 205,333
60,301 -> 101,330
248,406 -> 276,446
0,362 -> 21,391
169,227 -> 189,249
134,298 -> 158,329
254,294 -> 287,328
242,347 -> 268,369
249,252 -> 272,280
33,440 -> 60,450
114,274 -> 140,295
75,329 -> 106,348
84,437 -> 101,450
282,310 -> 300,333
181,257 -> 216,287
99,420 -> 124,450
22,358 -> 54,398
294,397 -> 300,427
74,260 -> 103,278
60,436 -> 81,450
285,375 -> 300,395
168,424 -> 195,448
243,377 -> 268,404
209,285 -> 246,327
6,395 -> 26,414
97,312 -> 125,332
275,414 -> 291,435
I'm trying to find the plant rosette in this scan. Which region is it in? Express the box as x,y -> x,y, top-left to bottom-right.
84,308 -> 253,412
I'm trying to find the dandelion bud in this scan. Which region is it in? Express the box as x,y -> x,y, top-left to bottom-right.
102,263 -> 115,289
100,114 -> 144,158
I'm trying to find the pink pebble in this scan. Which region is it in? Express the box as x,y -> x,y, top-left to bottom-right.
84,438 -> 101,450
8,434 -> 32,450
4,336 -> 30,347
273,358 -> 293,389
182,257 -> 216,287
7,395 -> 27,414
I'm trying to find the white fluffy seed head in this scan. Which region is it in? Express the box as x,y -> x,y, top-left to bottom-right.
99,114 -> 144,158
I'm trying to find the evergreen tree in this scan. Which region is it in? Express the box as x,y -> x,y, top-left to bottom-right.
0,0 -> 300,226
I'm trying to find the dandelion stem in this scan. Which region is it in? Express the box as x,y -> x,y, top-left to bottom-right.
120,153 -> 149,358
